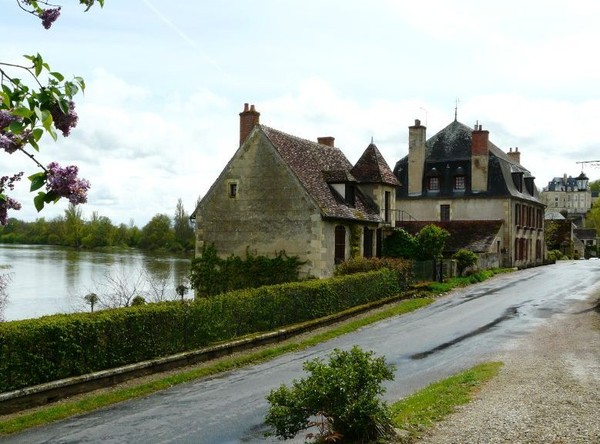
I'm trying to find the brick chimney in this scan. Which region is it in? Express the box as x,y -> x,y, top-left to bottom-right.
471,123 -> 489,193
507,147 -> 521,164
317,136 -> 335,147
408,119 -> 426,196
239,103 -> 260,146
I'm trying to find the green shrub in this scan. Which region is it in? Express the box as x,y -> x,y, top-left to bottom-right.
0,270 -> 402,392
265,346 -> 395,442
452,248 -> 478,275
190,244 -> 305,297
334,256 -> 414,290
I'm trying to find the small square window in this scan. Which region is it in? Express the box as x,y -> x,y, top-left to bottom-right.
454,175 -> 465,191
428,177 -> 440,191
229,183 -> 238,198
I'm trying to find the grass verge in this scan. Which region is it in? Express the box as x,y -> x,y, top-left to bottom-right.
390,361 -> 503,442
0,297 -> 433,436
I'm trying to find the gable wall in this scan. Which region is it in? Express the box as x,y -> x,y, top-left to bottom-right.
196,133 -> 328,278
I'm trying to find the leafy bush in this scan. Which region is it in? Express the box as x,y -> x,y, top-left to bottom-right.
547,249 -> 564,261
383,224 -> 450,261
452,248 -> 478,275
0,270 -> 402,392
265,346 -> 395,442
190,244 -> 305,297
382,228 -> 419,259
335,256 -> 414,290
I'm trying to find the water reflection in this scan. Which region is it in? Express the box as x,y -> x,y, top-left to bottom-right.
0,245 -> 192,321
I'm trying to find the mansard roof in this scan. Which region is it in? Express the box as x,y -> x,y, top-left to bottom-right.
351,143 -> 400,186
394,119 -> 540,203
260,125 -> 381,223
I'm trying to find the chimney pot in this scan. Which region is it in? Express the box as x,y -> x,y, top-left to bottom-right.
415,119 -> 421,126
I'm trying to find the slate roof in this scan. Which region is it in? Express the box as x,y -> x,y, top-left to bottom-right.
351,143 -> 400,186
574,228 -> 597,241
260,125 -> 381,223
394,120 -> 540,203
395,220 -> 504,253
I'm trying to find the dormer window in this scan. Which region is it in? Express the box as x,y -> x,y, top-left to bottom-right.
454,175 -> 466,191
345,183 -> 356,207
428,176 -> 440,191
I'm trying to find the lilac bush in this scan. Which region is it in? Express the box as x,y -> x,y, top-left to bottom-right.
0,1 -> 104,223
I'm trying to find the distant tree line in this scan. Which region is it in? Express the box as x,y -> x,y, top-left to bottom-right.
0,198 -> 195,252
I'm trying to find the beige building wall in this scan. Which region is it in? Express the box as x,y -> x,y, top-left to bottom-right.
197,131 -> 328,278
396,196 -> 545,267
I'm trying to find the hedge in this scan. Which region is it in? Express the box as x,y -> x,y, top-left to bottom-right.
0,269 -> 401,392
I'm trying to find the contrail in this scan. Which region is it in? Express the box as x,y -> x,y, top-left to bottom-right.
140,0 -> 228,76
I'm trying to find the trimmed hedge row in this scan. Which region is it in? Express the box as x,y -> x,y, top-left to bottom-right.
0,269 -> 401,392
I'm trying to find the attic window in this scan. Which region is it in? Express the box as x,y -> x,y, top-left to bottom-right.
454,175 -> 466,191
228,182 -> 238,198
427,177 -> 440,191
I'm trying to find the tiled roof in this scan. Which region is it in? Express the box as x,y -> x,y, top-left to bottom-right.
395,220 -> 504,253
351,143 -> 400,186
260,125 -> 381,223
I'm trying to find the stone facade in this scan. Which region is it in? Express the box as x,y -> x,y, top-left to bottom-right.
540,173 -> 596,227
193,104 -> 399,278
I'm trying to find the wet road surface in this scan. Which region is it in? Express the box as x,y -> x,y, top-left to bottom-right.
3,259 -> 600,443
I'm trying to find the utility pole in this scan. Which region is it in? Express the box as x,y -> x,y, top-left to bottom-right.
576,160 -> 600,170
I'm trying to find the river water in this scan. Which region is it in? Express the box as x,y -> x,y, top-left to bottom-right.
0,245 -> 192,322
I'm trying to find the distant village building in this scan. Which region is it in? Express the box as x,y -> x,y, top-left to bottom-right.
191,104 -> 398,278
393,119 -> 545,268
540,172 -> 596,227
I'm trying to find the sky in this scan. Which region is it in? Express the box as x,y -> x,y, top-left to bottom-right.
2,0 -> 600,227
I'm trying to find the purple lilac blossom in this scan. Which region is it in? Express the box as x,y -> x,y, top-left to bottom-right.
40,8 -> 61,29
49,101 -> 78,137
0,173 -> 23,225
0,110 -> 18,131
46,162 -> 90,205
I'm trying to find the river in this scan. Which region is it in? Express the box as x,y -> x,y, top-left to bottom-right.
0,244 -> 192,322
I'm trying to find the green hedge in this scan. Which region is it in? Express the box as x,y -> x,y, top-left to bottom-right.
0,269 -> 401,392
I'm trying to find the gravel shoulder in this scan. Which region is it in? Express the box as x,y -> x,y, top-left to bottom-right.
417,292 -> 600,444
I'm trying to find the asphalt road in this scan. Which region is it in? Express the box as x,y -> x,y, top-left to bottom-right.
3,259 -> 600,444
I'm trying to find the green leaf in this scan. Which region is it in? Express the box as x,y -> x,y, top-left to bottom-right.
64,81 -> 79,98
8,121 -> 23,134
74,77 -> 86,93
32,128 -> 44,142
49,72 -> 65,82
34,193 -> 46,212
12,107 -> 33,119
29,138 -> 40,151
28,172 -> 46,192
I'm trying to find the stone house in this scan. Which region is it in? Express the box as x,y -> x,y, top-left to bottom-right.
393,118 -> 545,268
540,172 -> 595,227
191,104 -> 399,278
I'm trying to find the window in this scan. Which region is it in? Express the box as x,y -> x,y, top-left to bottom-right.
228,182 -> 238,198
454,175 -> 466,191
384,191 -> 391,223
363,227 -> 373,258
334,226 -> 346,264
428,177 -> 440,191
440,204 -> 450,221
